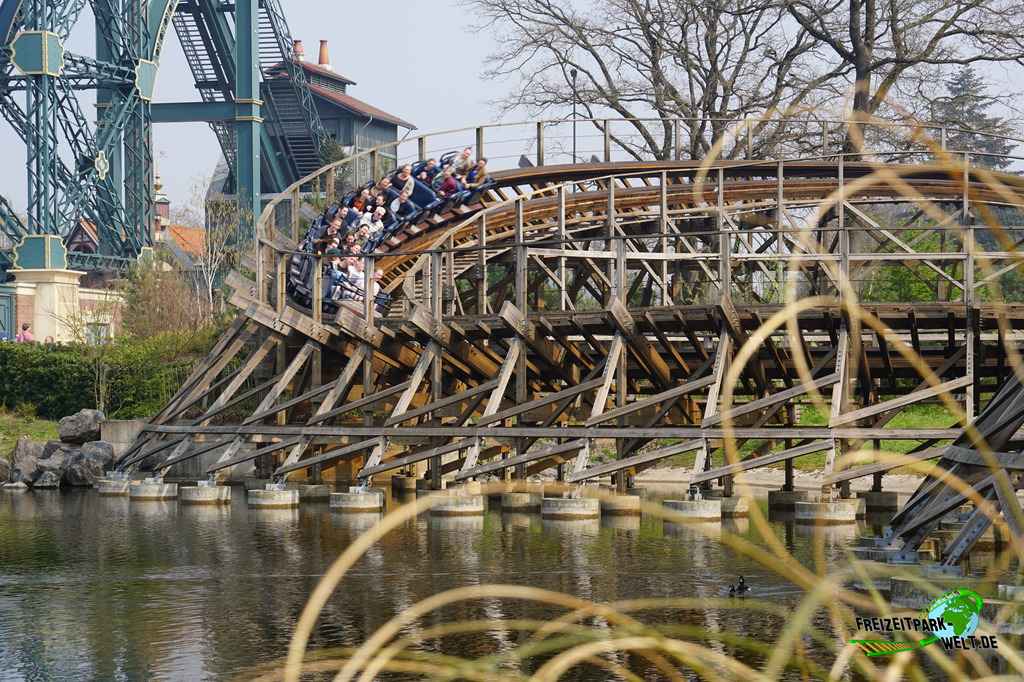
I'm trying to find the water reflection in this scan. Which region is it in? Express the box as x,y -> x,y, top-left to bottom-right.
601,514 -> 641,534
0,487 -> 1007,680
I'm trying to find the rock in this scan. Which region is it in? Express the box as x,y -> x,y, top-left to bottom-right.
58,409 -> 105,444
0,456 -> 9,483
3,481 -> 28,491
63,441 -> 115,487
33,470 -> 61,488
37,441 -> 74,475
10,437 -> 43,485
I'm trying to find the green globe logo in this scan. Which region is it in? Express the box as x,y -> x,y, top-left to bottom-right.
927,588 -> 983,640
850,588 -> 988,656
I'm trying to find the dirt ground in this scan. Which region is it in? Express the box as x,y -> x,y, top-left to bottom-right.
635,466 -> 924,495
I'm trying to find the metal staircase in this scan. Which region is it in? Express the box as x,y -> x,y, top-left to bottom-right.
172,4 -> 238,175
171,0 -> 327,187
256,0 -> 328,179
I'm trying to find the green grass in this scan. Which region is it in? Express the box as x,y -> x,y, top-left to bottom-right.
0,408 -> 59,459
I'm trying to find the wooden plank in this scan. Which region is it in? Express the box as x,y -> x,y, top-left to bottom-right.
152,316 -> 248,424
385,379 -> 498,426
357,342 -> 438,477
274,438 -> 381,477
360,438 -> 476,478
830,376 -> 972,427
243,341 -> 317,422
140,423 -> 963,441
822,447 -> 946,485
608,297 -> 672,386
455,439 -> 587,480
307,381 -> 411,424
278,344 -> 370,472
159,437 -> 233,471
703,373 -> 840,427
207,437 -> 304,473
690,440 -> 834,485
586,375 -> 715,426
566,439 -> 703,483
475,378 -> 604,427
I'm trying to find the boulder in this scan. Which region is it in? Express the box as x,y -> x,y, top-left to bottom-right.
0,456 -> 9,483
10,437 -> 44,485
12,440 -> 80,487
38,441 -> 75,475
2,481 -> 28,491
33,470 -> 61,488
58,409 -> 105,444
63,441 -> 115,487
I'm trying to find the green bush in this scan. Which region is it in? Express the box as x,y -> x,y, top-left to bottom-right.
0,327 -> 220,420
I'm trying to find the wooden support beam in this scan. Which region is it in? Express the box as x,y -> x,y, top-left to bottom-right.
476,378 -> 604,427
357,342 -> 439,477
275,437 -> 381,477
831,376 -> 972,427
690,440 -> 833,485
703,373 -> 840,427
692,327 -> 731,475
607,297 -> 672,387
386,379 -> 498,426
566,439 -> 703,483
822,447 -> 946,485
586,375 -> 715,426
307,381 -> 411,424
361,438 -> 476,478
455,439 -> 587,480
572,334 -> 624,474
208,437 -> 305,473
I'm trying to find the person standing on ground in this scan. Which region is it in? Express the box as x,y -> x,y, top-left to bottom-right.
15,323 -> 33,343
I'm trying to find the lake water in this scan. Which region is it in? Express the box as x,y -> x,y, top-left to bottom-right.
0,486 -> 993,680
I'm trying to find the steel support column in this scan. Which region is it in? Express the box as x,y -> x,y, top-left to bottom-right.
234,0 -> 261,239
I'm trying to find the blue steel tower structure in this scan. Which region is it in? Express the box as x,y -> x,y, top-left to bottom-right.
0,0 -> 327,271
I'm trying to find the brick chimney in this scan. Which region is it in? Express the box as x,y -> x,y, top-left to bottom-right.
293,39 -> 305,61
318,40 -> 330,70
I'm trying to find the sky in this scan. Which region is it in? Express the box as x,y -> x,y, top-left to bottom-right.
2,3 -> 1022,216
0,0 -> 509,214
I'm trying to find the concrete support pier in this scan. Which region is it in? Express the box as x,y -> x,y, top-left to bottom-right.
767,490 -> 808,509
857,490 -> 899,511
417,477 -> 447,492
720,496 -> 750,517
391,475 -> 417,492
129,479 -> 178,501
96,478 -> 131,496
180,482 -> 231,505
430,494 -> 486,516
664,498 -> 722,520
330,490 -> 385,512
600,495 -> 641,516
501,492 -> 542,512
541,497 -> 600,520
248,485 -> 299,509
794,499 -> 862,524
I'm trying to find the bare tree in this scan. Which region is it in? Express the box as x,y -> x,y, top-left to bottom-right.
464,0 -> 849,159
784,0 -> 1024,131
173,178 -> 252,317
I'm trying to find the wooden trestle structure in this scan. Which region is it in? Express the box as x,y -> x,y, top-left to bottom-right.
119,129 -> 1024,564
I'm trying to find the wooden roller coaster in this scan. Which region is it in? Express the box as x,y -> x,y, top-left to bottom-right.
119,118 -> 1024,566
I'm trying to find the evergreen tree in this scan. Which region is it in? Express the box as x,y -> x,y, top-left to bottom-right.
931,67 -> 1017,169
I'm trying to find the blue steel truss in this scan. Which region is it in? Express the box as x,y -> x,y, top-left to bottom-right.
0,0 -> 326,272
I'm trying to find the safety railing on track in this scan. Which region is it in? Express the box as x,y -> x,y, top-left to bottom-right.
250,117 -> 1024,335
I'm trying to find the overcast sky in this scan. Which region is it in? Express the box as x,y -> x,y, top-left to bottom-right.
0,1 -> 508,214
